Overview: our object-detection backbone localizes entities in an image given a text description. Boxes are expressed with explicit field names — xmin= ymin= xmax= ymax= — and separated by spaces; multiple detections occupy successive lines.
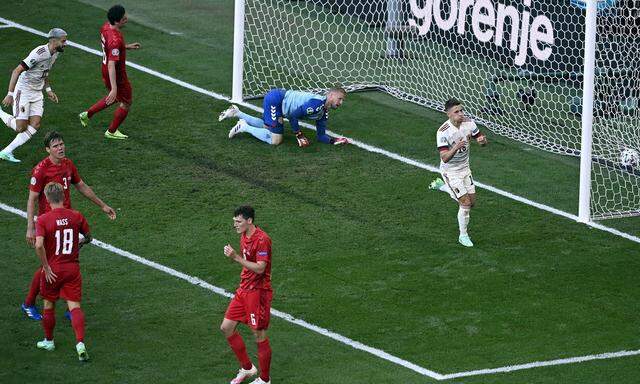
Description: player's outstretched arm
xmin=126 ymin=42 xmax=141 ymax=50
xmin=74 ymin=181 xmax=117 ymax=220
xmin=43 ymin=77 xmax=59 ymax=103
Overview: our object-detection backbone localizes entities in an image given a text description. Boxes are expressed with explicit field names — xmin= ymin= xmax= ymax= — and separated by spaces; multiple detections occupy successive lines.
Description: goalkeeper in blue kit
xmin=218 ymin=87 xmax=349 ymax=147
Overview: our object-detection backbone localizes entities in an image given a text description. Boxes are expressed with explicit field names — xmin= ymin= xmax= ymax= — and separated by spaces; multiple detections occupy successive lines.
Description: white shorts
xmin=13 ymin=88 xmax=43 ymax=121
xmin=442 ymin=168 xmax=475 ymax=200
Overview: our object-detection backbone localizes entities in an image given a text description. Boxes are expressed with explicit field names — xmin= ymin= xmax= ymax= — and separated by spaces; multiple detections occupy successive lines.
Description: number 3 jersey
xmin=436 ymin=119 xmax=480 ymax=172
xmin=36 ymin=207 xmax=89 ymax=265
xmin=30 ymin=157 xmax=82 ymax=216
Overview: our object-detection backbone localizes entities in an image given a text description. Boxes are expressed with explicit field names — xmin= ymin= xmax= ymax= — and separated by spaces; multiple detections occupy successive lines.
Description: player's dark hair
xmin=234 ymin=205 xmax=255 ymax=221
xmin=44 ymin=131 xmax=64 ymax=148
xmin=108 ymin=5 xmax=126 ymax=24
xmin=444 ymin=98 xmax=462 ymax=111
xmin=44 ymin=182 xmax=64 ymax=204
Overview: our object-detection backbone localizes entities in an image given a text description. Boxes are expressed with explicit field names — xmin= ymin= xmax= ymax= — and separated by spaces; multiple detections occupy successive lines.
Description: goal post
xmin=233 ymin=0 xmax=640 ymax=221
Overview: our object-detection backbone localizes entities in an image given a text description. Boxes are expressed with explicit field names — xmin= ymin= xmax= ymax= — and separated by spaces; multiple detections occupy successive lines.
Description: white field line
xmin=1 ymin=16 xmax=638 ymax=246
xmin=0 ymin=202 xmax=443 ymax=381
xmin=4 ymin=199 xmax=640 ymax=380
xmin=2 ymin=18 xmax=640 ymax=379
xmin=440 ymin=349 xmax=640 ymax=380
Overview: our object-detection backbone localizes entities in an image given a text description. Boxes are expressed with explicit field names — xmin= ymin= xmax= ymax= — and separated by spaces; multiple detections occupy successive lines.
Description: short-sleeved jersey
xmin=36 ymin=207 xmax=89 ymax=266
xmin=16 ymin=44 xmax=58 ymax=92
xmin=437 ymin=119 xmax=480 ymax=172
xmin=30 ymin=157 xmax=82 ymax=216
xmin=238 ymin=227 xmax=272 ymax=291
xmin=100 ymin=22 xmax=128 ymax=82
xmin=282 ymin=90 xmax=328 ymax=132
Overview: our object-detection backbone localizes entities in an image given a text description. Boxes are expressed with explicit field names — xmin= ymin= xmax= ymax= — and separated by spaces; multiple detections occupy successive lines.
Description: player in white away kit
xmin=0 ymin=28 xmax=67 ymax=163
xmin=429 ymin=98 xmax=487 ymax=247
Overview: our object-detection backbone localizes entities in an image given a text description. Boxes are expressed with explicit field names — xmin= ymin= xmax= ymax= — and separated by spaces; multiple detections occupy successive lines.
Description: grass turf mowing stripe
xmin=4 ymin=197 xmax=639 ymax=380
xmin=0 ymin=16 xmax=638 ymax=247
xmin=0 ymin=201 xmax=444 ymax=381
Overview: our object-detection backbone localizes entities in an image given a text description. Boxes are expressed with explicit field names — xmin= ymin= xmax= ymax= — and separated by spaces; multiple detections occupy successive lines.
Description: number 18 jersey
xmin=35 ymin=207 xmax=89 ymax=266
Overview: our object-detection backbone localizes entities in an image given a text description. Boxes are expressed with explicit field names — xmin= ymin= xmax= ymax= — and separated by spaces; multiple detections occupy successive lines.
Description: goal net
xmin=239 ymin=0 xmax=640 ymax=220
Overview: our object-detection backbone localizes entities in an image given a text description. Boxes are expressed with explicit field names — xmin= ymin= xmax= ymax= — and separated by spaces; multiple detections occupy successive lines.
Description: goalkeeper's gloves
xmin=295 ymin=131 xmax=310 ymax=147
xmin=331 ymin=137 xmax=350 ymax=145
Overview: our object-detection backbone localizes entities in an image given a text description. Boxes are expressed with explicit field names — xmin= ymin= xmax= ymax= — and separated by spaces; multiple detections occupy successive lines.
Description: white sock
xmin=458 ymin=206 xmax=470 ymax=236
xmin=2 ymin=126 xmax=37 ymax=154
xmin=0 ymin=108 xmax=17 ymax=131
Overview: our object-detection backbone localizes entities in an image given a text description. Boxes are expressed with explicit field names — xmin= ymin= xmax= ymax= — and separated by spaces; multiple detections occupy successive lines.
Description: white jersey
xmin=16 ymin=44 xmax=58 ymax=92
xmin=436 ymin=119 xmax=479 ymax=172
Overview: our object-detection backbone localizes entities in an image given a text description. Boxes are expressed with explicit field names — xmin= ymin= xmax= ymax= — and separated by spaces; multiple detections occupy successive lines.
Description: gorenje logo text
xmin=408 ymin=0 xmax=555 ymax=66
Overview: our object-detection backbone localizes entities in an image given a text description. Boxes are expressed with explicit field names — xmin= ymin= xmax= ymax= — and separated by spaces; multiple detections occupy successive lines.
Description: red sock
xmin=70 ymin=308 xmax=85 ymax=343
xmin=257 ymin=338 xmax=271 ymax=382
xmin=24 ymin=268 xmax=42 ymax=307
xmin=108 ymin=107 xmax=129 ymax=133
xmin=42 ymin=308 xmax=55 ymax=340
xmin=226 ymin=332 xmax=252 ymax=370
xmin=87 ymin=97 xmax=109 ymax=118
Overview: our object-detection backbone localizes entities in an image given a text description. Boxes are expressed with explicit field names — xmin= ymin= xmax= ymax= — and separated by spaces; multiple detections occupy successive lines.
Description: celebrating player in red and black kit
xmin=34 ymin=182 xmax=91 ymax=361
xmin=220 ymin=206 xmax=273 ymax=384
xmin=21 ymin=131 xmax=116 ymax=321
xmin=78 ymin=4 xmax=141 ymax=140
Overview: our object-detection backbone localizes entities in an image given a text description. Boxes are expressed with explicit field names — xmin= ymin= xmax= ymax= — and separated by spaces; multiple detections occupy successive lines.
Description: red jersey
xmin=100 ymin=22 xmax=127 ymax=83
xmin=30 ymin=157 xmax=82 ymax=216
xmin=239 ymin=227 xmax=272 ymax=291
xmin=35 ymin=207 xmax=90 ymax=266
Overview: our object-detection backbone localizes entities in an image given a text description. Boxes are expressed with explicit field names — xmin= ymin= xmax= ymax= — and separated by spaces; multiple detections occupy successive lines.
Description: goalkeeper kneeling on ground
xmin=219 ymin=87 xmax=349 ymax=147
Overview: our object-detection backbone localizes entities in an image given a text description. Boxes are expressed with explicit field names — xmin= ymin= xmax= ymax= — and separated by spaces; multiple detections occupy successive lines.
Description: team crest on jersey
xmin=112 ymin=48 xmax=120 ymax=56
xmin=30 ymin=177 xmax=37 ymax=186
xmin=30 ymin=58 xmax=36 ymax=64
xmin=21 ymin=106 xmax=25 ymax=113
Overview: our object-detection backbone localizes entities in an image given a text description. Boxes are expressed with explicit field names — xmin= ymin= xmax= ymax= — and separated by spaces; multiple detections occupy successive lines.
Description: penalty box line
xmin=0 ymin=16 xmax=638 ymax=249
xmin=3 ymin=199 xmax=639 ymax=380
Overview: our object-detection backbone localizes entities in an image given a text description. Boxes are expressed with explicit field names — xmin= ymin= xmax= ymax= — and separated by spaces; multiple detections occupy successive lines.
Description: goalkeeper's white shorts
xmin=442 ymin=168 xmax=476 ymax=200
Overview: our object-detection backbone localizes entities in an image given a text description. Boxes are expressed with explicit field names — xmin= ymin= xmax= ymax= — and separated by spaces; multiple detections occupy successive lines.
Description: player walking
xmin=21 ymin=131 xmax=116 ymax=321
xmin=220 ymin=206 xmax=273 ymax=384
xmin=429 ymin=98 xmax=487 ymax=247
xmin=34 ymin=182 xmax=92 ymax=361
xmin=78 ymin=4 xmax=141 ymax=139
xmin=219 ymin=88 xmax=349 ymax=147
xmin=0 ymin=28 xmax=67 ymax=163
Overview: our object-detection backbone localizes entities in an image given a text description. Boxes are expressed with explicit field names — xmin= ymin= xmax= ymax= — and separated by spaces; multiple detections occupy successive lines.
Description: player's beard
xmin=56 ymin=46 xmax=65 ymax=53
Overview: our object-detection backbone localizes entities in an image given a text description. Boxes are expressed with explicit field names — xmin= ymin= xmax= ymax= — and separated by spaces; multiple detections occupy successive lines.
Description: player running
xmin=428 ymin=98 xmax=487 ymax=247
xmin=21 ymin=131 xmax=115 ymax=321
xmin=218 ymin=87 xmax=349 ymax=147
xmin=78 ymin=4 xmax=141 ymax=140
xmin=0 ymin=28 xmax=67 ymax=163
xmin=34 ymin=182 xmax=92 ymax=361
xmin=220 ymin=206 xmax=273 ymax=384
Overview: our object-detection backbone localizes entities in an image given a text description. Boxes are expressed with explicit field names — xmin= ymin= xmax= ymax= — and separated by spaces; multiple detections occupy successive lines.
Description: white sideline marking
xmin=3 ymin=199 xmax=639 ymax=380
xmin=1 ymin=18 xmax=640 ymax=379
xmin=1 ymin=17 xmax=637 ymax=245
xmin=0 ymin=201 xmax=443 ymax=381
xmin=440 ymin=349 xmax=640 ymax=380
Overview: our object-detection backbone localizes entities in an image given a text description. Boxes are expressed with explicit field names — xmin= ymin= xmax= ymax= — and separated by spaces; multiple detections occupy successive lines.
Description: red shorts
xmin=225 ymin=289 xmax=273 ymax=330
xmin=39 ymin=263 xmax=82 ymax=302
xmin=102 ymin=71 xmax=132 ymax=105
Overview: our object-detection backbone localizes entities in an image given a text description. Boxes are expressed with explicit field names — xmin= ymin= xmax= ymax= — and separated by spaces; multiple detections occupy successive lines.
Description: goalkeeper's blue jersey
xmin=282 ymin=90 xmax=327 ymax=122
